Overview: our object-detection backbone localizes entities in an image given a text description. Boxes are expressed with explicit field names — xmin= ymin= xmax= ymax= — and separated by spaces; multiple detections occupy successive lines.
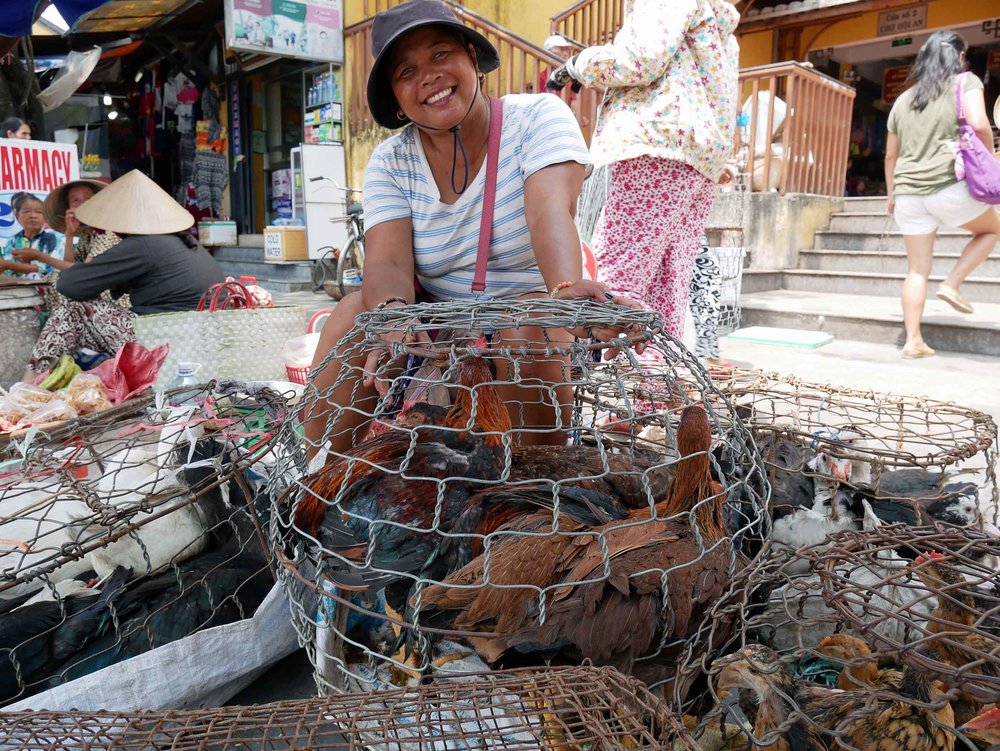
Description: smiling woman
xmin=303 ymin=0 xmax=648 ymax=459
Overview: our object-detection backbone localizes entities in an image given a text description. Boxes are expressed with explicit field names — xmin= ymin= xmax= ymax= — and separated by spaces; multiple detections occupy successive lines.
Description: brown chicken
xmin=816 ymin=634 xmax=903 ymax=691
xmin=912 ymin=553 xmax=1000 ymax=723
xmin=715 ymin=643 xmax=955 ymax=751
xmin=415 ymin=404 xmax=736 ymax=694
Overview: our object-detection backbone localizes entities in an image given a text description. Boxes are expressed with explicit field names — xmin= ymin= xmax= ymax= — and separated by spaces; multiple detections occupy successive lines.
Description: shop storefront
xmin=738 ymin=0 xmax=1000 ymax=196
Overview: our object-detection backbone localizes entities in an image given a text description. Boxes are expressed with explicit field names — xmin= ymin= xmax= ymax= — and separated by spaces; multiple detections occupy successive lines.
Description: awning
xmin=739 ymin=0 xmax=872 ymax=32
xmin=68 ymin=0 xmax=194 ymax=34
xmin=0 ymin=1 xmax=114 ymax=38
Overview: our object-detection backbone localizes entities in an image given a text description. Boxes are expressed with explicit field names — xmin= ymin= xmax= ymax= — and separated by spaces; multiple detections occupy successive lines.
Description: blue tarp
xmin=0 ymin=0 xmax=114 ymax=38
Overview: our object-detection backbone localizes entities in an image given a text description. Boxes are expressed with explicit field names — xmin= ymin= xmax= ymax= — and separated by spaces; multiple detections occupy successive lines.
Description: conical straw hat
xmin=74 ymin=169 xmax=194 ymax=235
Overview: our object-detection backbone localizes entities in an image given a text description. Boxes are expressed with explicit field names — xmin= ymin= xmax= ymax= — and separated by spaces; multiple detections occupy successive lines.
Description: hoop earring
xmin=397 ymin=108 xmax=408 ymax=122
xmin=478 ymin=71 xmax=485 ymax=84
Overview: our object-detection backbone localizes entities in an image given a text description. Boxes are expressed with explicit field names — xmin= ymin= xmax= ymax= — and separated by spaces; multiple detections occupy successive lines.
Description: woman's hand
xmin=65 ymin=209 xmax=80 ymax=235
xmin=362 ymin=303 xmax=433 ymax=396
xmin=11 ymin=247 xmax=40 ymax=262
xmin=552 ymin=279 xmax=648 ymax=359
xmin=886 ymin=194 xmax=895 ymax=216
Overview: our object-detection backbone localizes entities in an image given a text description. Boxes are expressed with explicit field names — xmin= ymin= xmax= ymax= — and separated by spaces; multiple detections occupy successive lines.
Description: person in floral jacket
xmin=550 ymin=0 xmax=739 ymax=340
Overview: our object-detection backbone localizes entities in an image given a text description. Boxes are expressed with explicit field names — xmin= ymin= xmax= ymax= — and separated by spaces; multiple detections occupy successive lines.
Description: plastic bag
xmin=91 ymin=340 xmax=170 ymax=404
xmin=19 ymin=398 xmax=78 ymax=427
xmin=6 ymin=382 xmax=56 ymax=410
xmin=60 ymin=373 xmax=113 ymax=415
xmin=280 ymin=333 xmax=320 ymax=369
xmin=0 ymin=396 xmax=28 ymax=431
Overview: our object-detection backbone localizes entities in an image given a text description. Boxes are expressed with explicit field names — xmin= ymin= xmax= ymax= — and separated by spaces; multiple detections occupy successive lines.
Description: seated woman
xmin=25 ymin=169 xmax=224 ymax=377
xmin=0 ymin=193 xmax=62 ymax=278
xmin=305 ymin=0 xmax=641 ymax=458
xmin=12 ymin=179 xmax=126 ymax=313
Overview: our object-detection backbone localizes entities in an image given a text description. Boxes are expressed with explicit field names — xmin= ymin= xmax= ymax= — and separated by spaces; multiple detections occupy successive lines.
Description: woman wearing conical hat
xmin=25 ymin=169 xmax=224 ymax=376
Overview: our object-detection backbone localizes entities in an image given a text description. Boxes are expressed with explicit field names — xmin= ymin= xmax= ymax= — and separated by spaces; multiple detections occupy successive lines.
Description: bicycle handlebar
xmin=309 ymin=175 xmax=361 ymax=194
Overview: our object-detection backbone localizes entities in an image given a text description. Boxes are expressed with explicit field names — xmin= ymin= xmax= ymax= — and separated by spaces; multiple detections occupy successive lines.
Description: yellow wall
xmin=737 ymin=30 xmax=773 ymax=68
xmin=797 ymin=0 xmax=1000 ymax=57
xmin=344 ymin=0 xmax=566 ymax=48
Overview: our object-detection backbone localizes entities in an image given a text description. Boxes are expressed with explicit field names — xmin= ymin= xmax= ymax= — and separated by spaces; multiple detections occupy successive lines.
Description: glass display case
xmin=303 ymin=63 xmax=343 ymax=144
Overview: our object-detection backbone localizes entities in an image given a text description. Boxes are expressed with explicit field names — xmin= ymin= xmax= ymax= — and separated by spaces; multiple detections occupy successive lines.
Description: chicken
xmin=715 ymin=643 xmax=955 ymax=751
xmin=416 ymin=405 xmax=736 ymax=696
xmin=815 ymin=634 xmax=903 ymax=691
xmin=959 ymin=706 xmax=1000 ymax=748
xmin=911 ymin=553 xmax=1000 ymax=722
xmin=0 ymin=568 xmax=129 ymax=705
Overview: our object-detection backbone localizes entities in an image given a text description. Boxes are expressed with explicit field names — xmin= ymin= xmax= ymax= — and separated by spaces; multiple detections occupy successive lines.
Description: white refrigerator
xmin=291 ymin=142 xmax=349 ymax=261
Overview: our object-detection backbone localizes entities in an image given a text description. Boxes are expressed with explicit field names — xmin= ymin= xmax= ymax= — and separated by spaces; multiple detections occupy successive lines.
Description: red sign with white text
xmin=0 ymin=138 xmax=79 ymax=241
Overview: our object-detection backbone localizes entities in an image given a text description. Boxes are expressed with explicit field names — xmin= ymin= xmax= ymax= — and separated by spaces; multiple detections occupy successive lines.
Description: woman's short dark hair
xmin=905 ymin=30 xmax=968 ymax=112
xmin=11 ymin=192 xmax=40 ymax=212
xmin=0 ymin=116 xmax=27 ymax=137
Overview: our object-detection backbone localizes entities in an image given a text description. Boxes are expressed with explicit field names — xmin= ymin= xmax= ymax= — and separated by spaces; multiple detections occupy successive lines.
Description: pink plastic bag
xmin=90 ymin=341 xmax=170 ymax=404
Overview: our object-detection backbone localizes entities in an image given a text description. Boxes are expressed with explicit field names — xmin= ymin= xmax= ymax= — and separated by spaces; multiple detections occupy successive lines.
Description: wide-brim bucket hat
xmin=75 ymin=169 xmax=194 ymax=235
xmin=367 ymin=0 xmax=500 ymax=130
xmin=42 ymin=178 xmax=107 ymax=233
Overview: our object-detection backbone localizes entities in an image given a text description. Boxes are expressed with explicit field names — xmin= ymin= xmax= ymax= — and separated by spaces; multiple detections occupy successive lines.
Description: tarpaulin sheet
xmin=0 ymin=1 xmax=114 ymax=38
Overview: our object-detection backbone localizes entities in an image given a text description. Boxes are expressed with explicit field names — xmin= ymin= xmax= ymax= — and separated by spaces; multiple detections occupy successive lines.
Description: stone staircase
xmin=211 ymin=238 xmax=314 ymax=294
xmin=739 ymin=196 xmax=1000 ymax=356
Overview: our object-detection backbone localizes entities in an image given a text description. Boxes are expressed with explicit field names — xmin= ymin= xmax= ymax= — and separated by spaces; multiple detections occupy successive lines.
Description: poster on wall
xmin=0 ymin=138 xmax=79 ymax=244
xmin=225 ymin=0 xmax=343 ymax=63
xmin=882 ymin=65 xmax=911 ymax=105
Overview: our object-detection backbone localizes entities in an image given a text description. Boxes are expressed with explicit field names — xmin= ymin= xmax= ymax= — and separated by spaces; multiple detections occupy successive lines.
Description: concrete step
xmin=813 ymin=230 xmax=973 ymax=253
xmin=738 ymin=289 xmax=1000 ymax=356
xmin=741 ymin=269 xmax=783 ymax=294
xmin=783 ymin=269 xmax=1000 ymax=303
xmin=211 ymin=245 xmax=316 ymax=293
xmin=841 ymin=196 xmax=889 ymax=213
xmin=827 ymin=212 xmax=972 ymax=233
xmin=800 ymin=250 xmax=1000 ymax=278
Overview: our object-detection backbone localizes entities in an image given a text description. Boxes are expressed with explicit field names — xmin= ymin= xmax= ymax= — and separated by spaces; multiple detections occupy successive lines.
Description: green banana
xmin=39 ymin=355 xmax=78 ymax=391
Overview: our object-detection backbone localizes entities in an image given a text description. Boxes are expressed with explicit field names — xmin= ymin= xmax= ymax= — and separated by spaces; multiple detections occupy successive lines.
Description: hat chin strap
xmin=407 ymin=83 xmax=485 ymax=195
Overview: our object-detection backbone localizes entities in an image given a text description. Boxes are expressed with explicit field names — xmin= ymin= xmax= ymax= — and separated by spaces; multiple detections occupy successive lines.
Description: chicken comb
xmin=962 ymin=706 xmax=1000 ymax=730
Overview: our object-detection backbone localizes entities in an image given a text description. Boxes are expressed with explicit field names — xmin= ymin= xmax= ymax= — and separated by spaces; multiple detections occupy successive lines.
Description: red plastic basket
xmin=286 ymin=364 xmax=311 ymax=385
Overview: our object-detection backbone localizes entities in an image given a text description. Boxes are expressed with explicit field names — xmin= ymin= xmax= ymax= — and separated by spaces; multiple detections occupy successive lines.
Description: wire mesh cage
xmin=0 ymin=665 xmax=693 ymax=750
xmin=820 ymin=525 xmax=1000 ymax=704
xmin=708 ymin=369 xmax=999 ymax=566
xmin=0 ymin=381 xmax=291 ymax=706
xmin=705 ymin=171 xmax=749 ymax=337
xmin=270 ymin=299 xmax=770 ymax=702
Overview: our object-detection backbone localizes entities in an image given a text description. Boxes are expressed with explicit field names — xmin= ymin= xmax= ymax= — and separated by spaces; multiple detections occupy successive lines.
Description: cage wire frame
xmin=269 ymin=299 xmax=771 ymax=701
xmin=712 ymin=368 xmax=999 ymax=517
xmin=0 ymin=381 xmax=292 ymax=706
xmin=0 ymin=665 xmax=697 ymax=751
xmin=705 ymin=170 xmax=749 ymax=337
xmin=819 ymin=524 xmax=1000 ymax=703
xmin=676 ymin=538 xmax=978 ymax=751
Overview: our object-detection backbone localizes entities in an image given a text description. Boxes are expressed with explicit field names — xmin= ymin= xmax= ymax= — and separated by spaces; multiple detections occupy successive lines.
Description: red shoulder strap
xmin=471 ymin=97 xmax=503 ymax=294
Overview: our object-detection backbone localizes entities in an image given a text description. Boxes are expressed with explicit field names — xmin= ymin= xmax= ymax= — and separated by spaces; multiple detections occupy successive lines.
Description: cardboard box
xmin=198 ymin=220 xmax=238 ymax=247
xmin=264 ymin=226 xmax=308 ymax=262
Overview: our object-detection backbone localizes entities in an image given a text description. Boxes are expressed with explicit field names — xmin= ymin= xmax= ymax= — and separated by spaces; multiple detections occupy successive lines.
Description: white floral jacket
xmin=568 ymin=0 xmax=740 ymax=181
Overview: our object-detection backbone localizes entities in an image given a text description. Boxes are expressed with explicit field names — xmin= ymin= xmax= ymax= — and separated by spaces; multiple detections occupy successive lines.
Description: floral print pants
xmin=593 ymin=156 xmax=716 ymax=340
xmin=29 ymin=300 xmax=136 ymax=370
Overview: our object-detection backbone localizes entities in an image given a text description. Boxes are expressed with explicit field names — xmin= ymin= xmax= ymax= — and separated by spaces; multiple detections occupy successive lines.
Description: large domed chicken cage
xmin=0 ymin=381 xmax=292 ymax=707
xmin=269 ymin=299 xmax=770 ymax=704
xmin=0 ymin=665 xmax=693 ymax=750
xmin=708 ymin=369 xmax=998 ymax=555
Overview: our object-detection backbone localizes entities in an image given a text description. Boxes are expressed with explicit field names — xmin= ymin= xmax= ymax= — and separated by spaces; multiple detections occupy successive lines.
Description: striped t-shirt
xmin=363 ymin=94 xmax=590 ymax=301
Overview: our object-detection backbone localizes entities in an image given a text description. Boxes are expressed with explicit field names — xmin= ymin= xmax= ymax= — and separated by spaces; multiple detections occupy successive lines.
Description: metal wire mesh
xmin=0 ymin=381 xmax=291 ymax=706
xmin=270 ymin=299 xmax=769 ymax=702
xmin=0 ymin=665 xmax=693 ymax=750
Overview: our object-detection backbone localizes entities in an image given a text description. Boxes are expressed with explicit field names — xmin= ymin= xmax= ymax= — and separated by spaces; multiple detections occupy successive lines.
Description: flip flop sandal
xmin=936 ymin=286 xmax=974 ymax=314
xmin=901 ymin=344 xmax=935 ymax=359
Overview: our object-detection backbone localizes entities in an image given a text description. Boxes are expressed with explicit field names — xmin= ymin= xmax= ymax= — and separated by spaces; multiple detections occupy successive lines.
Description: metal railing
xmin=345 ymin=2 xmax=591 ymax=137
xmin=550 ymin=0 xmax=623 ymax=48
xmin=737 ymin=62 xmax=855 ymax=196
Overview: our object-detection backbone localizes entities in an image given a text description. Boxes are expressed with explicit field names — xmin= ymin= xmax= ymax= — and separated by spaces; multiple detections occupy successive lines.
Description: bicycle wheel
xmin=311 ymin=248 xmax=338 ymax=292
xmin=328 ymin=236 xmax=365 ymax=300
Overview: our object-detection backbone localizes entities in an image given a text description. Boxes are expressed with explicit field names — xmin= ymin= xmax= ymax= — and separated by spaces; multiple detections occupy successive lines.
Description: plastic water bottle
xmin=168 ymin=362 xmax=203 ymax=406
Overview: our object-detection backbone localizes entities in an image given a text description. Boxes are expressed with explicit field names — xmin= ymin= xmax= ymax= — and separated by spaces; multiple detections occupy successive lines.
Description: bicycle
xmin=309 ymin=176 xmax=365 ymax=301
